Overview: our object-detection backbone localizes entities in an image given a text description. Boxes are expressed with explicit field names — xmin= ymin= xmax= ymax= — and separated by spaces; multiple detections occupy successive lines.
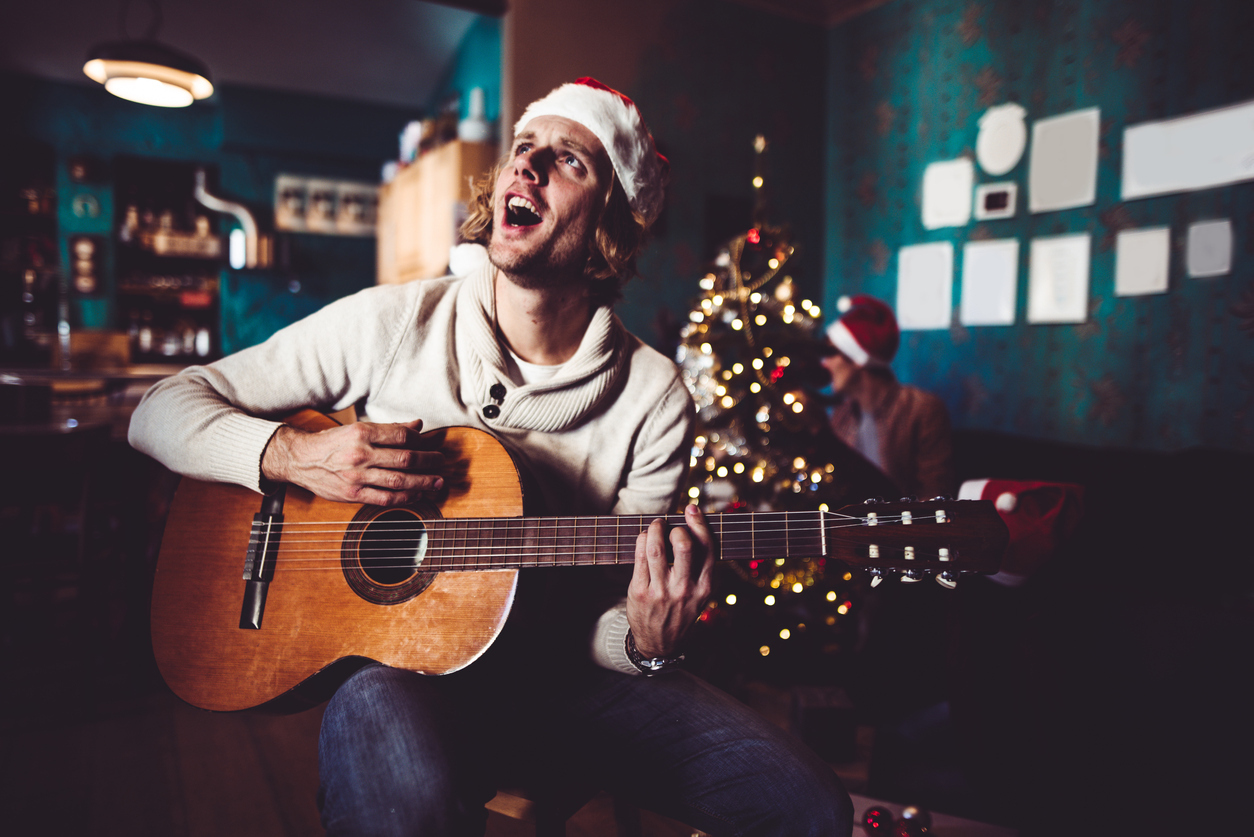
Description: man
xmin=823 ymin=295 xmax=955 ymax=500
xmin=131 ymin=78 xmax=850 ymax=836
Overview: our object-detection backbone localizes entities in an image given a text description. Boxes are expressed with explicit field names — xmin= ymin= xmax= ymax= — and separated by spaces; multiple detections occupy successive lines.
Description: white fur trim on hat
xmin=827 ymin=319 xmax=872 ymax=367
xmin=514 ymin=79 xmax=667 ymax=225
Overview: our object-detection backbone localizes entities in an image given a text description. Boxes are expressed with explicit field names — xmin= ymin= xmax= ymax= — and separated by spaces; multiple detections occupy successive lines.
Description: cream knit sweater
xmin=129 ymin=256 xmax=695 ymax=674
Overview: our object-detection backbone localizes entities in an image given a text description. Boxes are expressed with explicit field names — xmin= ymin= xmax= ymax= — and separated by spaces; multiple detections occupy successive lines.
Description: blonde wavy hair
xmin=459 ymin=162 xmax=653 ymax=306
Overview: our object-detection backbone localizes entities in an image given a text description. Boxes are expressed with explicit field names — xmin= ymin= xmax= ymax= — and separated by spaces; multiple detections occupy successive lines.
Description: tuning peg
xmin=900 ymin=568 xmax=924 ymax=583
xmin=929 ymin=495 xmax=953 ymax=502
xmin=868 ymin=568 xmax=885 ymax=588
xmin=935 ymin=571 xmax=958 ymax=589
xmin=863 ymin=497 xmax=884 ymax=505
xmin=899 ymin=496 xmax=917 ymax=503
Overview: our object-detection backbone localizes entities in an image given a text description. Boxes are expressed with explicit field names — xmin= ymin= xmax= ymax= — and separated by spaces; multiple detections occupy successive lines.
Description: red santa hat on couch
xmin=825 ymin=295 xmax=900 ymax=368
xmin=514 ymin=77 xmax=669 ymax=226
xmin=959 ymin=478 xmax=1085 ymax=586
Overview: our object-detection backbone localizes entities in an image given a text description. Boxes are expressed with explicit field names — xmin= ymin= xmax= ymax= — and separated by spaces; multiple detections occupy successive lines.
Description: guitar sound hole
xmin=358 ymin=510 xmax=426 ymax=585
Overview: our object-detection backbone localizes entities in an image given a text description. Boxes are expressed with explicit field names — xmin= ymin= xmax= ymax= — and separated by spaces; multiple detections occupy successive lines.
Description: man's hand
xmin=626 ymin=505 xmax=715 ymax=659
xmin=261 ymin=419 xmax=444 ymax=506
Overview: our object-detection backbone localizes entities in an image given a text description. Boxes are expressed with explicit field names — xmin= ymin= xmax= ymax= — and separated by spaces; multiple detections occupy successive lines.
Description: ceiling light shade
xmin=84 ymin=40 xmax=213 ymax=107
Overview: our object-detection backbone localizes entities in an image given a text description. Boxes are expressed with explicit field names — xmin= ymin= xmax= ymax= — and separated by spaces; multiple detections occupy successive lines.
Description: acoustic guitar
xmin=151 ymin=410 xmax=1008 ymax=712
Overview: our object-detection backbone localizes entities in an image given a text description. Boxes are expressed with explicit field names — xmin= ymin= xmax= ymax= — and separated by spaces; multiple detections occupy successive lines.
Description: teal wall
xmin=429 ymin=16 xmax=502 ymax=124
xmin=825 ymin=0 xmax=1254 ymax=453
xmin=1 ymin=72 xmax=418 ymax=354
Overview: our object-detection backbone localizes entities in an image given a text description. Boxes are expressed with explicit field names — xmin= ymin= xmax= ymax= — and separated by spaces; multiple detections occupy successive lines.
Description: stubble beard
xmin=487 ymin=227 xmax=590 ymax=292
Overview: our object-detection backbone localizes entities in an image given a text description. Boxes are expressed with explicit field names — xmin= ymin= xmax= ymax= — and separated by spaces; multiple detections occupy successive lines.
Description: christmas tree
xmin=676 ymin=137 xmax=896 ymax=686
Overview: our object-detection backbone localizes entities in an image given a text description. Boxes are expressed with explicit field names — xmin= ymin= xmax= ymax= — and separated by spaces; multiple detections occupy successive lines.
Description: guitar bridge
xmin=240 ymin=487 xmax=285 ymax=629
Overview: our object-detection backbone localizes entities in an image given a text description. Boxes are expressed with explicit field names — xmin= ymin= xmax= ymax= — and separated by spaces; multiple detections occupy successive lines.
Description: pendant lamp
xmin=83 ymin=1 xmax=213 ymax=107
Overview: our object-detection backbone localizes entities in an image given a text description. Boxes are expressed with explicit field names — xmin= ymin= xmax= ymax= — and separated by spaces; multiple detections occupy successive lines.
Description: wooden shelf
xmin=377 ymin=140 xmax=498 ymax=285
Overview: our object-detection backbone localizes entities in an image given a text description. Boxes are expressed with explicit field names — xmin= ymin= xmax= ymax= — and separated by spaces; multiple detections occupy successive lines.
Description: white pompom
xmin=995 ymin=491 xmax=1018 ymax=513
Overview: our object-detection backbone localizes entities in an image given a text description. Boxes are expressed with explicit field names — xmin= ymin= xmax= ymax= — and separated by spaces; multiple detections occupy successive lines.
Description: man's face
xmin=488 ymin=115 xmax=611 ymax=289
xmin=821 ymin=349 xmax=859 ymax=394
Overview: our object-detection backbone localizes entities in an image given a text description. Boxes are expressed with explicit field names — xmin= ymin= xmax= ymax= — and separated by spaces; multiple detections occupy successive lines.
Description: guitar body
xmin=151 ymin=413 xmax=525 ymax=712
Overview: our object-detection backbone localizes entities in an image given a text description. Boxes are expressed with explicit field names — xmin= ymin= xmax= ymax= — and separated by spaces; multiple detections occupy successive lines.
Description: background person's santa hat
xmin=514 ymin=78 xmax=669 ymax=227
xmin=825 ymin=295 xmax=900 ymax=367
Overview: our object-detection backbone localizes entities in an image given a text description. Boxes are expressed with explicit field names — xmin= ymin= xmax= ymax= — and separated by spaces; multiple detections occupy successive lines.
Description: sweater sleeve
xmin=127 ymin=284 xmax=416 ymax=492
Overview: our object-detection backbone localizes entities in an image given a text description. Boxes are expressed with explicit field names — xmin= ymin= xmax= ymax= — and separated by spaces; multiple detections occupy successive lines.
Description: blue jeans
xmin=318 ymin=661 xmax=852 ymax=836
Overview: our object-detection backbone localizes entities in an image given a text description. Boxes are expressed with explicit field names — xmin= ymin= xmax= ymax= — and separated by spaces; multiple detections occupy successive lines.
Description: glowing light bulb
xmin=792 ymin=583 xmax=803 ymax=593
xmin=792 ymin=402 xmax=804 ymax=413
xmin=750 ymin=382 xmax=761 ymax=393
xmin=755 ymin=314 xmax=767 ymax=325
xmin=764 ymin=595 xmax=776 ymax=606
xmin=826 ymin=591 xmax=837 ymax=602
xmin=732 ymin=363 xmax=744 ymax=374
xmin=837 ymin=603 xmax=850 ymax=615
xmin=725 ymin=594 xmax=737 ymax=605
xmin=759 ymin=645 xmax=771 ymax=656
xmin=688 ymin=486 xmax=700 ymax=498
xmin=779 ymin=628 xmax=791 ymax=639
xmin=732 ymin=319 xmax=743 ymax=330
xmin=753 ymin=176 xmax=764 ymax=188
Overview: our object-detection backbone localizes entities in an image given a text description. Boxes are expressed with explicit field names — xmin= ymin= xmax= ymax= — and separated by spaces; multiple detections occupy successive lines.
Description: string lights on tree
xmin=676 ymin=136 xmax=896 ymax=683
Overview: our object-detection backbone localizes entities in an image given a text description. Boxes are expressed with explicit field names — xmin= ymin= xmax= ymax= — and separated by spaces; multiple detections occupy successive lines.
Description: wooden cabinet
xmin=376 ymin=141 xmax=498 ymax=284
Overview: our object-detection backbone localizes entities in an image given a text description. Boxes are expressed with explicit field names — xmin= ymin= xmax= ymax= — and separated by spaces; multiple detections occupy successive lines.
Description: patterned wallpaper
xmin=824 ymin=0 xmax=1254 ymax=452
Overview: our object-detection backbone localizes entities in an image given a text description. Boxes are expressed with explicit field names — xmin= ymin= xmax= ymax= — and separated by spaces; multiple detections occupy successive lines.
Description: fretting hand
xmin=626 ymin=505 xmax=715 ymax=659
xmin=261 ymin=419 xmax=444 ymax=506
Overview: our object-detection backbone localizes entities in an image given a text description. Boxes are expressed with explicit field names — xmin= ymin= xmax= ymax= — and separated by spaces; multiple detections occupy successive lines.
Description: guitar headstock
xmin=826 ymin=498 xmax=1008 ymax=587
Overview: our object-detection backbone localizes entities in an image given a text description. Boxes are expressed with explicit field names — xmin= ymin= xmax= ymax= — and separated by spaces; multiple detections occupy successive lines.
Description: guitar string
xmin=234 ymin=518 xmax=959 ymax=571
xmin=226 ymin=515 xmax=929 ymax=552
xmin=228 ymin=514 xmax=948 ymax=567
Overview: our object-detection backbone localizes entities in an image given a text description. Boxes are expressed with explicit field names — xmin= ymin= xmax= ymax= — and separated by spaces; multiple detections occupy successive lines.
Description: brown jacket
xmin=829 ymin=382 xmax=955 ymax=499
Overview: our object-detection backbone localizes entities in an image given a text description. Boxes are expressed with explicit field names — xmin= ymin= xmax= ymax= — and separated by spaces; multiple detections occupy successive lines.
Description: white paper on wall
xmin=1186 ymin=219 xmax=1233 ymax=278
xmin=1027 ymin=233 xmax=1091 ymax=323
xmin=1114 ymin=227 xmax=1170 ymax=296
xmin=922 ymin=158 xmax=974 ymax=230
xmin=976 ymin=103 xmax=1028 ymax=176
xmin=960 ymin=238 xmax=1019 ymax=325
xmin=1123 ymin=100 xmax=1254 ymax=200
xmin=1028 ymin=107 xmax=1100 ymax=213
xmin=897 ymin=242 xmax=954 ymax=330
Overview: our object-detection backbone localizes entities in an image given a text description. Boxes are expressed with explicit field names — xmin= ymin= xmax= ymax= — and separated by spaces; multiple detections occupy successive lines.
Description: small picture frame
xmin=974 ymin=182 xmax=1018 ymax=221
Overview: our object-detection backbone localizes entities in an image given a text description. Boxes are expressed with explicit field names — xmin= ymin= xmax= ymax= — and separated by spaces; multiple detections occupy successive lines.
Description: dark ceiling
xmin=0 ymin=0 xmax=889 ymax=110
xmin=0 ymin=0 xmax=502 ymax=109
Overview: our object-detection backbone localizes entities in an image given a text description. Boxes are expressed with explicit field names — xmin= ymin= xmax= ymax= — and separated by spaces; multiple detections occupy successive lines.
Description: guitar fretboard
xmin=413 ymin=510 xmax=828 ymax=570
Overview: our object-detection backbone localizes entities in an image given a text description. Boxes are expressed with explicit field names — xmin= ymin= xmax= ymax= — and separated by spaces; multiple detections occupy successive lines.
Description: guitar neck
xmin=418 ymin=510 xmax=823 ymax=571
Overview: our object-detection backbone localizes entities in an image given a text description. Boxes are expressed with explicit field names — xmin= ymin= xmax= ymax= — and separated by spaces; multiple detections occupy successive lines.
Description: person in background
xmin=130 ymin=78 xmax=851 ymax=837
xmin=822 ymin=295 xmax=955 ymax=500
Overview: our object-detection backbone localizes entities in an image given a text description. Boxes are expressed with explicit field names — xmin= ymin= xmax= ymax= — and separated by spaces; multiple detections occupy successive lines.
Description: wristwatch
xmin=625 ymin=629 xmax=685 ymax=676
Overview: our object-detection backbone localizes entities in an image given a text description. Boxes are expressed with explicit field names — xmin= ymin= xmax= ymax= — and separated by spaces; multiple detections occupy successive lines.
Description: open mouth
xmin=505 ymin=195 xmax=542 ymax=227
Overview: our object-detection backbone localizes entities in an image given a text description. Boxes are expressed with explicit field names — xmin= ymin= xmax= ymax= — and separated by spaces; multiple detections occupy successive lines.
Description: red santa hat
xmin=825 ymin=295 xmax=900 ymax=367
xmin=514 ymin=78 xmax=668 ymax=226
xmin=959 ymin=478 xmax=1085 ymax=585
